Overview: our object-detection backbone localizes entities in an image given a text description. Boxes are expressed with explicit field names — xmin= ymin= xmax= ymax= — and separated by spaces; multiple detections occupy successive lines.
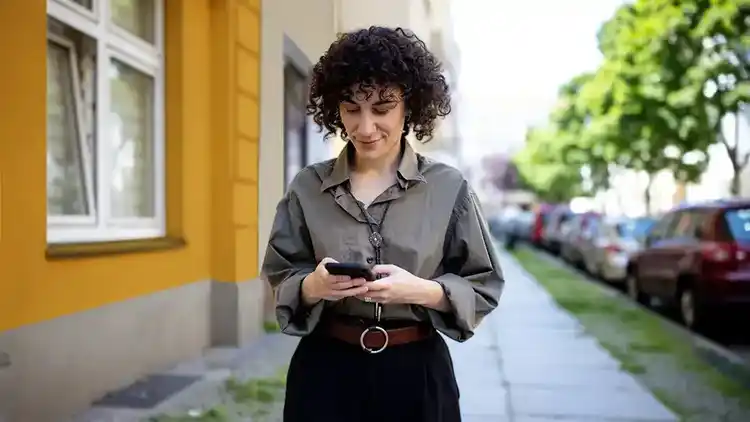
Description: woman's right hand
xmin=301 ymin=258 xmax=369 ymax=305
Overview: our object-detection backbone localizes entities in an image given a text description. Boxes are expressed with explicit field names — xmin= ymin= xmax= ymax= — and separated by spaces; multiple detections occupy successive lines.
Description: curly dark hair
xmin=307 ymin=26 xmax=451 ymax=142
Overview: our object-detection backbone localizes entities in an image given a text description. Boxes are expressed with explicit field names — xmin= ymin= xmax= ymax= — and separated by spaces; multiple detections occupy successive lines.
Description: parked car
xmin=560 ymin=212 xmax=603 ymax=267
xmin=542 ymin=206 xmax=573 ymax=254
xmin=626 ymin=199 xmax=750 ymax=330
xmin=505 ymin=210 xmax=535 ymax=244
xmin=529 ymin=203 xmax=556 ymax=247
xmin=487 ymin=207 xmax=519 ymax=240
xmin=580 ymin=216 xmax=655 ymax=284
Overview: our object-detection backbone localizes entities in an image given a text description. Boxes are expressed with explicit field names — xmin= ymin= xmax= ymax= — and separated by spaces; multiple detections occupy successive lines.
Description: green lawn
xmin=511 ymin=247 xmax=750 ymax=421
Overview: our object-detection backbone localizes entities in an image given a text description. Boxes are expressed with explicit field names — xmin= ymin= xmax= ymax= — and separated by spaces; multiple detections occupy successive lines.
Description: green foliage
xmin=515 ymin=0 xmax=749 ymax=198
xmin=513 ymin=126 xmax=584 ymax=203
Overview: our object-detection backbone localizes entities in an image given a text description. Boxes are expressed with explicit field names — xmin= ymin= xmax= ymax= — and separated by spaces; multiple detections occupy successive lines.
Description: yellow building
xmin=0 ymin=0 xmax=263 ymax=420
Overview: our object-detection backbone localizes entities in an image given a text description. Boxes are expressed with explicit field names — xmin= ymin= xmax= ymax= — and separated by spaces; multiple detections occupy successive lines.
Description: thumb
xmin=372 ymin=264 xmax=398 ymax=275
xmin=320 ymin=257 xmax=338 ymax=265
xmin=318 ymin=257 xmax=338 ymax=273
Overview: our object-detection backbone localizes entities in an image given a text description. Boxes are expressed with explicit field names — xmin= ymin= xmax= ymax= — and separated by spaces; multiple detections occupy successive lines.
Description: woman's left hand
xmin=356 ymin=264 xmax=436 ymax=305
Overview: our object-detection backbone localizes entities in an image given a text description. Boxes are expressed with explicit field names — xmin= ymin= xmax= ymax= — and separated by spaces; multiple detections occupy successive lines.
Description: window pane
xmin=283 ymin=64 xmax=308 ymax=188
xmin=70 ymin=0 xmax=93 ymax=10
xmin=110 ymin=0 xmax=155 ymax=43
xmin=46 ymin=41 xmax=91 ymax=217
xmin=109 ymin=59 xmax=155 ymax=218
xmin=724 ymin=209 xmax=750 ymax=241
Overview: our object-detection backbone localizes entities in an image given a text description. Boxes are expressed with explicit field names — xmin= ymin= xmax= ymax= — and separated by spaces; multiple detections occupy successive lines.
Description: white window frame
xmin=46 ymin=0 xmax=166 ymax=244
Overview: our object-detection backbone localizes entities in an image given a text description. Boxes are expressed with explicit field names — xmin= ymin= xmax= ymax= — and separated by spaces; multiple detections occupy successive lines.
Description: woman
xmin=262 ymin=26 xmax=504 ymax=422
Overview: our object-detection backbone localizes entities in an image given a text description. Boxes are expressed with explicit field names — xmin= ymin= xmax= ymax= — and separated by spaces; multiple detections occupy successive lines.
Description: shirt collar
xmin=320 ymin=139 xmax=426 ymax=192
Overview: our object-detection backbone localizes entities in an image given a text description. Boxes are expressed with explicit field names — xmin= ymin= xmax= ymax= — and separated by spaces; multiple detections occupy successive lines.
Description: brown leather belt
xmin=325 ymin=320 xmax=433 ymax=353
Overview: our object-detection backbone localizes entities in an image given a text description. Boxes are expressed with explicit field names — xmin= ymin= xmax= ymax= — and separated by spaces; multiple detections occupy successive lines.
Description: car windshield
xmin=724 ymin=208 xmax=750 ymax=241
xmin=616 ymin=218 xmax=655 ymax=239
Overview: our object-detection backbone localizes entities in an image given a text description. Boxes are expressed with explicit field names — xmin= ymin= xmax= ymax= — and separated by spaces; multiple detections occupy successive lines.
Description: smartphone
xmin=324 ymin=262 xmax=375 ymax=281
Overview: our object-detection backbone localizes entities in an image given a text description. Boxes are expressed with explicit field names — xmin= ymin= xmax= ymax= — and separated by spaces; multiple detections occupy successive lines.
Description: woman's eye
xmin=373 ymin=108 xmax=390 ymax=115
xmin=343 ymin=108 xmax=359 ymax=114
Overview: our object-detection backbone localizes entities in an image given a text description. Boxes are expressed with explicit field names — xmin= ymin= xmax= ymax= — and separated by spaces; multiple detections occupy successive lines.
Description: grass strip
xmin=150 ymin=367 xmax=287 ymax=422
xmin=511 ymin=247 xmax=750 ymax=420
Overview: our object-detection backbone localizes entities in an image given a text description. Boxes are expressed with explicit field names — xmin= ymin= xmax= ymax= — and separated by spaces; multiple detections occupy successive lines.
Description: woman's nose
xmin=357 ymin=112 xmax=377 ymax=137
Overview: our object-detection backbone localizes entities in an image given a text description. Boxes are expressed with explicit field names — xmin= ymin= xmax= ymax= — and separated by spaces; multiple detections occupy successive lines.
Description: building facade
xmin=0 ymin=0 xmax=454 ymax=420
xmin=0 ymin=0 xmax=266 ymax=420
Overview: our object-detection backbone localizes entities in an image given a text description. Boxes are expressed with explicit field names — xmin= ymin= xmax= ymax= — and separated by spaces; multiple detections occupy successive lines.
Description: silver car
xmin=580 ymin=217 xmax=656 ymax=284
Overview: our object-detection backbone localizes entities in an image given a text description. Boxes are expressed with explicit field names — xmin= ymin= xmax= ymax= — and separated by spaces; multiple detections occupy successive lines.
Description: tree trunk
xmin=644 ymin=172 xmax=653 ymax=216
xmin=730 ymin=170 xmax=741 ymax=197
xmin=722 ymin=115 xmax=744 ymax=197
xmin=730 ymin=116 xmax=742 ymax=196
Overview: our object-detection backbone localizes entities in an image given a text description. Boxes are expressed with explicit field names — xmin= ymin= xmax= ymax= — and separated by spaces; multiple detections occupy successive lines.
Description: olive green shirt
xmin=261 ymin=142 xmax=504 ymax=342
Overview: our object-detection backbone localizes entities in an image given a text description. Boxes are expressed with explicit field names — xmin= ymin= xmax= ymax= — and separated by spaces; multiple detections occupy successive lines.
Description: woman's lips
xmin=358 ymin=138 xmax=382 ymax=145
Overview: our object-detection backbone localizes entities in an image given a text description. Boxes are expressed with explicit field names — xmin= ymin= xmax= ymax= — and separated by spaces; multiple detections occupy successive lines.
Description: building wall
xmin=0 ymin=0 xmax=262 ymax=420
xmin=257 ymin=0 xmax=336 ymax=317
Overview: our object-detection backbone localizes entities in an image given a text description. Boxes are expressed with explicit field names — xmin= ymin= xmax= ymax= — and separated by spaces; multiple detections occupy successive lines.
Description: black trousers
xmin=283 ymin=326 xmax=462 ymax=422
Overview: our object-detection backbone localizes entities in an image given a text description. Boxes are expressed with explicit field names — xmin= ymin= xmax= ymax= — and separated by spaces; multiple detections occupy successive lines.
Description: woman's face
xmin=339 ymin=85 xmax=406 ymax=163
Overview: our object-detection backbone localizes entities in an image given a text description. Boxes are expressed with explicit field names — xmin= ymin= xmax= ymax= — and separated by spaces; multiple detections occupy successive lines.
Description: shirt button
xmin=366 ymin=257 xmax=375 ymax=264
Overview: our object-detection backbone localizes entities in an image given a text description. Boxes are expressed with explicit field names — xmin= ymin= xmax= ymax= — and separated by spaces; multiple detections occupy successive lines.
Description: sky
xmin=451 ymin=0 xmax=626 ymax=162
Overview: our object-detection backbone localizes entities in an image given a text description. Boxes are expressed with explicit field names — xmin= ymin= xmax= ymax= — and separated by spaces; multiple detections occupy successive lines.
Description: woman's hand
xmin=301 ymin=258 xmax=369 ymax=305
xmin=356 ymin=264 xmax=449 ymax=311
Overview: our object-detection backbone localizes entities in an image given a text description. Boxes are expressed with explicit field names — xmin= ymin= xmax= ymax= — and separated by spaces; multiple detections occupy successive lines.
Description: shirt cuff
xmin=426 ymin=274 xmax=477 ymax=342
xmin=274 ymin=270 xmax=325 ymax=336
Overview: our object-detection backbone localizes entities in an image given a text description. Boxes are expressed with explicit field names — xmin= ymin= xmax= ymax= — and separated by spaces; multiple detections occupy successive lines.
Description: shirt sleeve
xmin=260 ymin=187 xmax=324 ymax=337
xmin=428 ymin=181 xmax=505 ymax=342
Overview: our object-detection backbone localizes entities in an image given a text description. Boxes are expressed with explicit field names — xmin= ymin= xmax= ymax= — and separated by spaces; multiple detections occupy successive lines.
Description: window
xmin=283 ymin=63 xmax=308 ymax=188
xmin=723 ymin=208 xmax=750 ymax=241
xmin=648 ymin=213 xmax=677 ymax=241
xmin=46 ymin=0 xmax=164 ymax=243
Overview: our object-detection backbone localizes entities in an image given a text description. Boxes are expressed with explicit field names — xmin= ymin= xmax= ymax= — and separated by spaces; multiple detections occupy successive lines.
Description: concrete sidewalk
xmin=73 ymin=250 xmax=678 ymax=422
xmin=448 ymin=250 xmax=677 ymax=421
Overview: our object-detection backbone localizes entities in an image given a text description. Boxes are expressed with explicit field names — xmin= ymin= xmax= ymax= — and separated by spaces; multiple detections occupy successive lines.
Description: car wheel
xmin=626 ymin=273 xmax=647 ymax=305
xmin=679 ymin=287 xmax=696 ymax=329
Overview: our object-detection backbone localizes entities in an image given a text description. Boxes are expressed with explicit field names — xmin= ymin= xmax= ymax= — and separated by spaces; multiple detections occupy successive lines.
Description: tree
xmin=550 ymin=72 xmax=613 ymax=194
xmin=574 ymin=2 xmax=715 ymax=212
xmin=683 ymin=0 xmax=750 ymax=194
xmin=481 ymin=154 xmax=525 ymax=192
xmin=513 ymin=126 xmax=584 ymax=203
xmin=626 ymin=0 xmax=749 ymax=194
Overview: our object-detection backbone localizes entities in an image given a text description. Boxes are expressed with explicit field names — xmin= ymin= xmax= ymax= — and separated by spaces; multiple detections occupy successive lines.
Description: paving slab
xmin=512 ymin=386 xmax=677 ymax=421
xmin=499 ymin=336 xmax=623 ymax=368
xmin=445 ymin=249 xmax=678 ymax=421
xmin=502 ymin=362 xmax=646 ymax=390
xmin=458 ymin=387 xmax=509 ymax=418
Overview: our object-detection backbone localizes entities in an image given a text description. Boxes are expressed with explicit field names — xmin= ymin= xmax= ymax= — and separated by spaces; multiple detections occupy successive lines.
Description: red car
xmin=626 ymin=199 xmax=750 ymax=331
xmin=530 ymin=203 xmax=555 ymax=246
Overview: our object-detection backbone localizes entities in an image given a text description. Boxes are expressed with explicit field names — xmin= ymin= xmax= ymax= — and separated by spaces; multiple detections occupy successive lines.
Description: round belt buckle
xmin=359 ymin=325 xmax=389 ymax=354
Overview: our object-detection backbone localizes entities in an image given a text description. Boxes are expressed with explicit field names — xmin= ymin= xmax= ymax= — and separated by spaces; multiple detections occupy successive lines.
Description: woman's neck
xmin=352 ymin=141 xmax=402 ymax=177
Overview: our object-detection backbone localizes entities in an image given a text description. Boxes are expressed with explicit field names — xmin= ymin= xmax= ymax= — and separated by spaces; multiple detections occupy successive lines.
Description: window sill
xmin=46 ymin=236 xmax=186 ymax=260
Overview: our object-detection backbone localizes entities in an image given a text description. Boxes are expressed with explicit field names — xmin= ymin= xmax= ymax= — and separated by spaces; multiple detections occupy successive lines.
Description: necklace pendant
xmin=369 ymin=232 xmax=383 ymax=248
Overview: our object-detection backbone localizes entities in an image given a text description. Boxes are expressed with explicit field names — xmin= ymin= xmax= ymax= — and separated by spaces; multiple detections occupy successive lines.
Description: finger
xmin=349 ymin=277 xmax=367 ymax=286
xmin=331 ymin=285 xmax=369 ymax=298
xmin=362 ymin=280 xmax=391 ymax=291
xmin=318 ymin=257 xmax=338 ymax=274
xmin=330 ymin=275 xmax=351 ymax=283
xmin=320 ymin=257 xmax=338 ymax=265
xmin=372 ymin=264 xmax=398 ymax=275
xmin=361 ymin=291 xmax=389 ymax=303
xmin=330 ymin=278 xmax=364 ymax=290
